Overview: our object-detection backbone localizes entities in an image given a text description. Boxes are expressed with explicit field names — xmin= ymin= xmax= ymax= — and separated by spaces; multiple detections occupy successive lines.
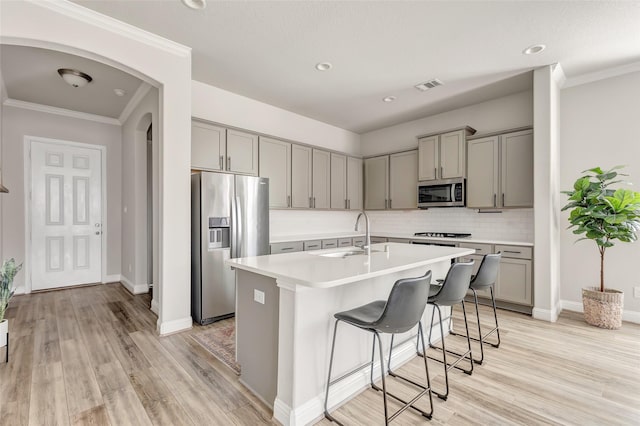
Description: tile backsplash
xmin=270 ymin=208 xmax=533 ymax=242
xmin=367 ymin=208 xmax=534 ymax=242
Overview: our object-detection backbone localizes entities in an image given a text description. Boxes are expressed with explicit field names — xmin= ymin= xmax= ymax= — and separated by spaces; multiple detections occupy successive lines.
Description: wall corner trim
xmin=120 ymin=275 xmax=149 ymax=295
xmin=158 ymin=316 xmax=193 ymax=336
xmin=118 ymin=82 xmax=153 ymax=124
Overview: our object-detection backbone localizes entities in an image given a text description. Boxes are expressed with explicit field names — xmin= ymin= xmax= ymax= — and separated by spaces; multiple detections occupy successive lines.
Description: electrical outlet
xmin=254 ymin=289 xmax=265 ymax=304
xmin=634 ymin=286 xmax=640 ymax=299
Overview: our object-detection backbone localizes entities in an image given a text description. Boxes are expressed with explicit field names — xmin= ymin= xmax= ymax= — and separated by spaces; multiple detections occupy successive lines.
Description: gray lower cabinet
xmin=322 ymin=239 xmax=338 ymax=249
xmin=270 ymin=241 xmax=303 ymax=254
xmin=387 ymin=238 xmax=411 ymax=243
xmin=338 ymin=238 xmax=352 ymax=247
xmin=352 ymin=236 xmax=365 ymax=246
xmin=458 ymin=242 xmax=533 ymax=310
xmin=303 ymin=240 xmax=322 ymax=251
xmin=370 ymin=236 xmax=388 ymax=244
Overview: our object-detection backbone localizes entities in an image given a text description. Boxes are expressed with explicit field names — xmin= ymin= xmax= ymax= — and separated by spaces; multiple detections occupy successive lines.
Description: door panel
xmin=389 ymin=150 xmax=418 ymax=209
xmin=364 ymin=156 xmax=389 ymax=209
xmin=330 ymin=153 xmax=347 ymax=209
xmin=418 ymin=136 xmax=438 ymax=181
xmin=31 ymin=140 xmax=102 ymax=290
xmin=502 ymin=130 xmax=534 ymax=207
xmin=227 ymin=129 xmax=258 ymax=175
xmin=259 ymin=137 xmax=291 ymax=208
xmin=312 ymin=149 xmax=331 ymax=209
xmin=192 ymin=121 xmax=226 ymax=171
xmin=291 ymin=144 xmax=312 ymax=208
xmin=347 ymin=157 xmax=363 ymax=210
xmin=440 ymin=130 xmax=465 ymax=179
xmin=467 ymin=136 xmax=499 ymax=208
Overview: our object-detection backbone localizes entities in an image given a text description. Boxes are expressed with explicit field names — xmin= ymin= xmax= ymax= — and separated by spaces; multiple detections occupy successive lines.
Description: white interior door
xmin=30 ymin=140 xmax=102 ymax=290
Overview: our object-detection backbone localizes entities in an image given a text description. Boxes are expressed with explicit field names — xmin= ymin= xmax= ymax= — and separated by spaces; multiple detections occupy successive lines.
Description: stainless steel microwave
xmin=417 ymin=178 xmax=465 ymax=208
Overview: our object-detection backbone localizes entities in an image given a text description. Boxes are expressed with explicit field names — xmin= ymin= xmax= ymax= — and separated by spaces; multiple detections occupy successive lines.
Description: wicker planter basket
xmin=582 ymin=288 xmax=624 ymax=329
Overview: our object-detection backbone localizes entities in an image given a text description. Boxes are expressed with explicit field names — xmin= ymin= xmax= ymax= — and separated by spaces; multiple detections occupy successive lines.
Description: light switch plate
xmin=254 ymin=289 xmax=265 ymax=304
xmin=634 ymin=287 xmax=640 ymax=299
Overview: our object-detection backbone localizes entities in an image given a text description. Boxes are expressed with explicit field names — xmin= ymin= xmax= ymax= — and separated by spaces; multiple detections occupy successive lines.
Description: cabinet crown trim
xmin=416 ymin=125 xmax=476 ymax=140
xmin=466 ymin=126 xmax=533 ymax=141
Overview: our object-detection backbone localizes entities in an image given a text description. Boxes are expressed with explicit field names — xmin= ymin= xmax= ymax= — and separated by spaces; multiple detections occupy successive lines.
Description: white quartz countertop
xmin=270 ymin=232 xmax=365 ymax=244
xmin=226 ymin=243 xmax=474 ymax=288
xmin=372 ymin=232 xmax=534 ymax=247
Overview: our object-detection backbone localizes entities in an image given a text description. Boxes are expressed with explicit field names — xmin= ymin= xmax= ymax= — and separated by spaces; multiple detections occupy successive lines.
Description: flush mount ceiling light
xmin=182 ymin=0 xmax=207 ymax=10
xmin=382 ymin=96 xmax=396 ymax=103
xmin=114 ymin=88 xmax=126 ymax=97
xmin=522 ymin=44 xmax=546 ymax=55
xmin=57 ymin=68 xmax=93 ymax=88
xmin=315 ymin=62 xmax=332 ymax=71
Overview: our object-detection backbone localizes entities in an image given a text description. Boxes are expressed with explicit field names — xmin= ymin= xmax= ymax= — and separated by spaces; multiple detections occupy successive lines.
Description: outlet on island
xmin=254 ymin=289 xmax=265 ymax=304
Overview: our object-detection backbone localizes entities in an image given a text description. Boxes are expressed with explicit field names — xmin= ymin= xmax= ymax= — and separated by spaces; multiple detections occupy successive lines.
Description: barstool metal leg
xmin=324 ymin=320 xmax=342 ymax=424
xmin=489 ymin=286 xmax=501 ymax=348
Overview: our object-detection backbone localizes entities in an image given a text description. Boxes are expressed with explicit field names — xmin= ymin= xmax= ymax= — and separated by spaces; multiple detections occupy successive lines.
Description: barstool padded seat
xmin=334 ymin=300 xmax=386 ymax=328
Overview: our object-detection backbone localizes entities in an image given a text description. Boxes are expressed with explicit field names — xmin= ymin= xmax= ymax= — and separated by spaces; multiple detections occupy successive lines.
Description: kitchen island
xmin=226 ymin=242 xmax=474 ymax=426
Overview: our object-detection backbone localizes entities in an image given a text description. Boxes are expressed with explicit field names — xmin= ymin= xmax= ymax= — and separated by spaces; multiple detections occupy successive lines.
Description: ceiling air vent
xmin=415 ymin=79 xmax=444 ymax=91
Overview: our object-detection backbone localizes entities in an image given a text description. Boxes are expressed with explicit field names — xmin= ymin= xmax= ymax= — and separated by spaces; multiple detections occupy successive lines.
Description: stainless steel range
xmin=413 ymin=232 xmax=472 ymax=238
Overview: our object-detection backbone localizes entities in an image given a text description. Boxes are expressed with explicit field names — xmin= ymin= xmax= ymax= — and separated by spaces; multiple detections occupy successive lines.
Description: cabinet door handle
xmin=434 ymin=167 xmax=437 ymax=178
xmin=227 ymin=156 xmax=231 ymax=170
xmin=389 ymin=199 xmax=392 ymax=209
xmin=384 ymin=199 xmax=388 ymax=209
xmin=493 ymin=194 xmax=497 ymax=207
xmin=503 ymin=250 xmax=521 ymax=254
xmin=309 ymin=197 xmax=313 ymax=208
xmin=502 ymin=193 xmax=505 ymax=206
xmin=281 ymin=247 xmax=293 ymax=251
xmin=313 ymin=197 xmax=316 ymax=208
xmin=287 ymin=195 xmax=291 ymax=207
xmin=219 ymin=155 xmax=223 ymax=170
xmin=348 ymin=199 xmax=351 ymax=209
xmin=440 ymin=166 xmax=444 ymax=178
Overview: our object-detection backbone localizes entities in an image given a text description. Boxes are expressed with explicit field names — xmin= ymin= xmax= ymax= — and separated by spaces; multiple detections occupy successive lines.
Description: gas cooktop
xmin=414 ymin=232 xmax=472 ymax=238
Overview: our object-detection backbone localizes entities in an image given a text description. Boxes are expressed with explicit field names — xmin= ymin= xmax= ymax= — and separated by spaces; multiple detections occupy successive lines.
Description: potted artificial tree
xmin=562 ymin=166 xmax=640 ymax=329
xmin=1 ymin=258 xmax=22 ymax=351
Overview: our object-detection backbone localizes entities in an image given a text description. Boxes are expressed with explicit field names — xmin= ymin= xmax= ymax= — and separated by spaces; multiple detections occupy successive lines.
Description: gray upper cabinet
xmin=467 ymin=128 xmax=533 ymax=209
xmin=418 ymin=128 xmax=474 ymax=181
xmin=467 ymin=135 xmax=500 ymax=208
xmin=226 ymin=129 xmax=259 ymax=175
xmin=191 ymin=121 xmax=258 ymax=175
xmin=312 ymin=149 xmax=331 ymax=209
xmin=501 ymin=130 xmax=534 ymax=207
xmin=389 ymin=150 xmax=418 ymax=209
xmin=364 ymin=156 xmax=389 ymax=210
xmin=346 ymin=157 xmax=363 ymax=210
xmin=291 ymin=144 xmax=312 ymax=208
xmin=191 ymin=121 xmax=226 ymax=171
xmin=417 ymin=135 xmax=438 ymax=181
xmin=259 ymin=137 xmax=291 ymax=208
xmin=330 ymin=153 xmax=347 ymax=209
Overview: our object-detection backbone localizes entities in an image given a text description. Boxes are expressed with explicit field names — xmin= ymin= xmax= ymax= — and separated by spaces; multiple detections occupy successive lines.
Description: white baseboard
xmin=120 ymin=276 xmax=149 ymax=295
xmin=103 ymin=274 xmax=121 ymax=284
xmin=561 ymin=299 xmax=640 ymax=324
xmin=273 ymin=332 xmax=441 ymax=426
xmin=158 ymin=316 xmax=192 ymax=336
xmin=532 ymin=303 xmax=561 ymax=322
xmin=150 ymin=298 xmax=159 ymax=315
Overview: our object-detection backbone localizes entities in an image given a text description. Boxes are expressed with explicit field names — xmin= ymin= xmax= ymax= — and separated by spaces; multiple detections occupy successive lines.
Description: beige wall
xmin=560 ymin=71 xmax=640 ymax=316
xmin=0 ymin=106 xmax=122 ymax=291
xmin=360 ymin=90 xmax=533 ymax=156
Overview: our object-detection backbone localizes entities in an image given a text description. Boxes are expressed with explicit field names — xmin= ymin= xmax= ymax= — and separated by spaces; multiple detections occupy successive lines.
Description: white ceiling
xmin=0 ymin=45 xmax=143 ymax=119
xmin=12 ymin=1 xmax=640 ymax=133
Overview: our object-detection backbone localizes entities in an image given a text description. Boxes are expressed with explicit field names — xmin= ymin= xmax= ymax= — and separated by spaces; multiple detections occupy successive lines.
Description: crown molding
xmin=3 ymin=98 xmax=121 ymax=126
xmin=119 ymin=81 xmax=153 ymax=124
xmin=564 ymin=60 xmax=640 ymax=89
xmin=32 ymin=0 xmax=191 ymax=58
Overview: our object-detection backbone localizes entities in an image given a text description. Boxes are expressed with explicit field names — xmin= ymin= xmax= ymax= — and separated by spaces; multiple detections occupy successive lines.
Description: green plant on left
xmin=0 ymin=258 xmax=23 ymax=322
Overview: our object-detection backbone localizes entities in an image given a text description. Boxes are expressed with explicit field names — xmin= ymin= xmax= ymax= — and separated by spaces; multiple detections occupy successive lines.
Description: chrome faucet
xmin=354 ymin=211 xmax=371 ymax=255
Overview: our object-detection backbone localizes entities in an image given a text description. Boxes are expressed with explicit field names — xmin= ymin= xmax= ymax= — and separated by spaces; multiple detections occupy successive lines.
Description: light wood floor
xmin=1 ymin=283 xmax=639 ymax=425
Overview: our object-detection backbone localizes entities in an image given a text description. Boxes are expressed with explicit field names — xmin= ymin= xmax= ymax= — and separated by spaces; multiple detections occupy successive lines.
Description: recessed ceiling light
xmin=522 ymin=44 xmax=546 ymax=55
xmin=315 ymin=62 xmax=332 ymax=71
xmin=114 ymin=88 xmax=126 ymax=97
xmin=57 ymin=68 xmax=92 ymax=88
xmin=182 ymin=0 xmax=206 ymax=10
xmin=382 ymin=96 xmax=396 ymax=103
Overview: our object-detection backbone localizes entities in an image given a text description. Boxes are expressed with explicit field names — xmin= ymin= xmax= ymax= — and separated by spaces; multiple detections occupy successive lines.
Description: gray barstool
xmin=450 ymin=253 xmax=501 ymax=364
xmin=324 ymin=271 xmax=434 ymax=425
xmin=421 ymin=261 xmax=475 ymax=401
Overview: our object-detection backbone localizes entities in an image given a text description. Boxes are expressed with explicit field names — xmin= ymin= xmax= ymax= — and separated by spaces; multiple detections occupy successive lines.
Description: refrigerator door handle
xmin=233 ymin=196 xmax=243 ymax=258
xmin=231 ymin=196 xmax=237 ymax=258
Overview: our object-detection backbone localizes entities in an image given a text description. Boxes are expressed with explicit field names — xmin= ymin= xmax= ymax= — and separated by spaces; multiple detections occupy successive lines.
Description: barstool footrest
xmin=420 ymin=350 xmax=473 ymax=374
xmin=371 ymin=382 xmax=433 ymax=421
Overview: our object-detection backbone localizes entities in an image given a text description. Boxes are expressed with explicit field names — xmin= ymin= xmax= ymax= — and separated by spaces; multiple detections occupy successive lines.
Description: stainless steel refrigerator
xmin=191 ymin=171 xmax=269 ymax=325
